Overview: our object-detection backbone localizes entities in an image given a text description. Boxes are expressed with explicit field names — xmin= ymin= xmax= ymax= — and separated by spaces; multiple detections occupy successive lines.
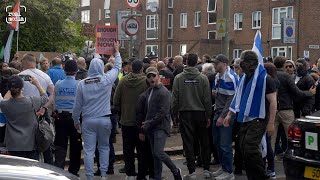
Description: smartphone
xmin=19 ymin=75 xmax=31 ymax=81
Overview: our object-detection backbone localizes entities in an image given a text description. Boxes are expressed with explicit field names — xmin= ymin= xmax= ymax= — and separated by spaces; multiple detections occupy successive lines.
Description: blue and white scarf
xmin=230 ymin=64 xmax=267 ymax=123
xmin=212 ymin=67 xmax=239 ymax=96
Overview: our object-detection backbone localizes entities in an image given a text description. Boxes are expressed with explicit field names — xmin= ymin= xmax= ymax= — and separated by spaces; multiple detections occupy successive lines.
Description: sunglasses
xmin=285 ymin=65 xmax=293 ymax=68
xmin=147 ymin=74 xmax=156 ymax=78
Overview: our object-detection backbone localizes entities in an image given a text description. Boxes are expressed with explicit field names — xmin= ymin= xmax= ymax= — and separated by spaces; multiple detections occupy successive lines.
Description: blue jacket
xmin=54 ymin=76 xmax=78 ymax=112
xmin=47 ymin=66 xmax=66 ymax=85
xmin=72 ymin=52 xmax=121 ymax=123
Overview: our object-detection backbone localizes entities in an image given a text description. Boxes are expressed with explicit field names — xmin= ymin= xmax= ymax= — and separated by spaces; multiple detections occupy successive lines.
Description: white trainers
xmin=125 ymin=176 xmax=136 ymax=180
xmin=183 ymin=172 xmax=196 ymax=180
xmin=215 ymin=172 xmax=235 ymax=180
xmin=212 ymin=167 xmax=224 ymax=177
xmin=203 ymin=170 xmax=213 ymax=179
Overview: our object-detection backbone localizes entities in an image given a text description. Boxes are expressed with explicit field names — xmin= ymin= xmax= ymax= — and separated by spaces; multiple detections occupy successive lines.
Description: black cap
xmin=8 ymin=75 xmax=23 ymax=89
xmin=132 ymin=60 xmax=143 ymax=73
xmin=212 ymin=54 xmax=229 ymax=64
xmin=64 ymin=60 xmax=78 ymax=73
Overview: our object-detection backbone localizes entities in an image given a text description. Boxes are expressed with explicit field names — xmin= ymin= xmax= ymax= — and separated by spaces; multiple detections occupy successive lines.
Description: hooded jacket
xmin=72 ymin=52 xmax=121 ymax=122
xmin=113 ymin=72 xmax=148 ymax=126
xmin=172 ymin=67 xmax=212 ymax=119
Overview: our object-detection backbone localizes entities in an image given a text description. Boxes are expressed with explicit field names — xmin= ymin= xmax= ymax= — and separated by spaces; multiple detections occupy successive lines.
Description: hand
xmin=36 ymin=108 xmax=46 ymax=116
xmin=113 ymin=40 xmax=120 ymax=53
xmin=223 ymin=114 xmax=232 ymax=127
xmin=309 ymin=86 xmax=316 ymax=95
xmin=266 ymin=123 xmax=275 ymax=136
xmin=206 ymin=119 xmax=211 ymax=128
xmin=74 ymin=122 xmax=81 ymax=133
xmin=30 ymin=76 xmax=40 ymax=88
xmin=139 ymin=133 xmax=145 ymax=142
xmin=216 ymin=117 xmax=224 ymax=127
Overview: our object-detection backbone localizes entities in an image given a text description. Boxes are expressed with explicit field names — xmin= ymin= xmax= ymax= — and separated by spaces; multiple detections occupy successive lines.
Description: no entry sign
xmin=127 ymin=0 xmax=140 ymax=9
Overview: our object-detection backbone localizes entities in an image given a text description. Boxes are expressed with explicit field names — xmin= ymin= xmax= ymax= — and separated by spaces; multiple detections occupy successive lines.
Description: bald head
xmin=156 ymin=61 xmax=166 ymax=70
xmin=174 ymin=55 xmax=183 ymax=67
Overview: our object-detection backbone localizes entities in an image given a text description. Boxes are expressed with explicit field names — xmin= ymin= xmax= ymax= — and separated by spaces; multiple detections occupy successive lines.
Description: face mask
xmin=296 ymin=66 xmax=307 ymax=77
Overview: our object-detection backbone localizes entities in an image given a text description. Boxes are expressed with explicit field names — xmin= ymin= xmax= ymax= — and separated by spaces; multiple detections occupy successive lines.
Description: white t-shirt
xmin=19 ymin=68 xmax=53 ymax=96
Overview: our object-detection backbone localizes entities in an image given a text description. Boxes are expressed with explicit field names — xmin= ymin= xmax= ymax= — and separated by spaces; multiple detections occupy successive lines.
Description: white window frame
xmin=81 ymin=10 xmax=90 ymax=23
xmin=252 ymin=11 xmax=261 ymax=29
xmin=146 ymin=15 xmax=158 ymax=40
xmin=207 ymin=30 xmax=217 ymax=39
xmin=234 ymin=13 xmax=243 ymax=30
xmin=207 ymin=0 xmax=217 ymax=12
xmin=271 ymin=46 xmax=292 ymax=59
xmin=168 ymin=14 xmax=173 ymax=39
xmin=180 ymin=13 xmax=187 ymax=28
xmin=99 ymin=9 xmax=101 ymax=20
xmin=145 ymin=45 xmax=158 ymax=56
xmin=233 ymin=49 xmax=243 ymax=59
xmin=194 ymin=11 xmax=201 ymax=27
xmin=272 ymin=6 xmax=294 ymax=39
xmin=81 ymin=0 xmax=90 ymax=7
xmin=167 ymin=44 xmax=172 ymax=57
xmin=180 ymin=44 xmax=187 ymax=55
xmin=168 ymin=0 xmax=173 ymax=8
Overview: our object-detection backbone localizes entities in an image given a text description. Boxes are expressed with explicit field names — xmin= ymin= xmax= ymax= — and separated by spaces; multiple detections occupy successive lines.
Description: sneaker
xmin=203 ymin=170 xmax=213 ymax=179
xmin=173 ymin=168 xmax=183 ymax=180
xmin=215 ymin=172 xmax=235 ymax=180
xmin=101 ymin=176 xmax=108 ymax=180
xmin=212 ymin=167 xmax=224 ymax=177
xmin=183 ymin=172 xmax=196 ymax=180
xmin=125 ymin=176 xmax=136 ymax=180
xmin=266 ymin=170 xmax=276 ymax=179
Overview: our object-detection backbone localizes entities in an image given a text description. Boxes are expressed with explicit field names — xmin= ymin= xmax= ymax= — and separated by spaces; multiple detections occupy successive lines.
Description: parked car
xmin=283 ymin=114 xmax=320 ymax=180
xmin=0 ymin=154 xmax=79 ymax=180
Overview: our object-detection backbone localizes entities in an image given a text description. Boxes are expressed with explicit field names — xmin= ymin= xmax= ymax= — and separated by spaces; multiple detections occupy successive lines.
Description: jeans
xmin=82 ymin=116 xmax=112 ymax=180
xmin=265 ymin=136 xmax=275 ymax=172
xmin=212 ymin=113 xmax=234 ymax=173
xmin=148 ymin=130 xmax=177 ymax=180
xmin=239 ymin=119 xmax=269 ymax=180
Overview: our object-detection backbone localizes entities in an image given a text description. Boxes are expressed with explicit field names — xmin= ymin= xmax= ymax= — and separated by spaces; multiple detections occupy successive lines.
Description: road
xmin=77 ymin=155 xmax=286 ymax=180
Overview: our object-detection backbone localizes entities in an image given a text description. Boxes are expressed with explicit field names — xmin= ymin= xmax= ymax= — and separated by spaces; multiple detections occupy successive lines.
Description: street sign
xmin=304 ymin=50 xmax=310 ymax=58
xmin=216 ymin=18 xmax=226 ymax=37
xmin=117 ymin=11 xmax=137 ymax=40
xmin=127 ymin=0 xmax=140 ymax=9
xmin=281 ymin=18 xmax=296 ymax=44
xmin=309 ymin=45 xmax=320 ymax=49
xmin=125 ymin=17 xmax=139 ymax=36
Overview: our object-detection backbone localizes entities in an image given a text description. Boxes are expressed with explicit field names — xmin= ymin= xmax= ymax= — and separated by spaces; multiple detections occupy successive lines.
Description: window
xmin=180 ymin=13 xmax=187 ymax=28
xmin=81 ymin=0 xmax=90 ymax=7
xmin=252 ymin=11 xmax=261 ymax=29
xmin=146 ymin=45 xmax=158 ymax=55
xmin=272 ymin=46 xmax=292 ymax=59
xmin=146 ymin=15 xmax=158 ymax=40
xmin=207 ymin=0 xmax=217 ymax=24
xmin=234 ymin=13 xmax=243 ymax=30
xmin=180 ymin=44 xmax=187 ymax=55
xmin=168 ymin=14 xmax=173 ymax=39
xmin=233 ymin=49 xmax=243 ymax=59
xmin=99 ymin=9 xmax=101 ymax=20
xmin=208 ymin=31 xmax=216 ymax=39
xmin=168 ymin=0 xmax=173 ymax=8
xmin=272 ymin=6 xmax=293 ymax=39
xmin=81 ymin=10 xmax=90 ymax=23
xmin=194 ymin=11 xmax=201 ymax=27
xmin=167 ymin=44 xmax=172 ymax=57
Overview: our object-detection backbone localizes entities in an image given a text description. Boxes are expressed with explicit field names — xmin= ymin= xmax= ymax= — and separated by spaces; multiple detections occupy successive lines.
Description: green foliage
xmin=1 ymin=0 xmax=86 ymax=55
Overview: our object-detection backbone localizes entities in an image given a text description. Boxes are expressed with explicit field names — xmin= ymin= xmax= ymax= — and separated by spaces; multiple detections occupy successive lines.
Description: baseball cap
xmin=64 ymin=60 xmax=78 ymax=73
xmin=212 ymin=54 xmax=229 ymax=64
xmin=8 ymin=75 xmax=24 ymax=89
xmin=145 ymin=67 xmax=159 ymax=75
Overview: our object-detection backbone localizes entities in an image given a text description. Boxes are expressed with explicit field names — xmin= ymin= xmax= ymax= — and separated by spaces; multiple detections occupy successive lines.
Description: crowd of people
xmin=0 ymin=41 xmax=319 ymax=180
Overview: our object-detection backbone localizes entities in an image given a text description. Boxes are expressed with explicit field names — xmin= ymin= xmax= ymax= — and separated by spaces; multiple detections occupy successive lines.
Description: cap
xmin=132 ymin=60 xmax=144 ymax=73
xmin=64 ymin=60 xmax=78 ymax=73
xmin=145 ymin=67 xmax=159 ymax=75
xmin=212 ymin=54 xmax=229 ymax=64
xmin=8 ymin=75 xmax=23 ymax=89
xmin=147 ymin=51 xmax=158 ymax=59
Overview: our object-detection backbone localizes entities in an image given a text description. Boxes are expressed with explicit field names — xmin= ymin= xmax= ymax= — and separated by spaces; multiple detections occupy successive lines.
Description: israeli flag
xmin=252 ymin=30 xmax=263 ymax=64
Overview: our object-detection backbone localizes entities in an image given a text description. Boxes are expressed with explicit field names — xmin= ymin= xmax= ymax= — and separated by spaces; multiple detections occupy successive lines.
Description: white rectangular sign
xmin=282 ymin=18 xmax=296 ymax=44
xmin=309 ymin=45 xmax=320 ymax=49
xmin=305 ymin=132 xmax=318 ymax=151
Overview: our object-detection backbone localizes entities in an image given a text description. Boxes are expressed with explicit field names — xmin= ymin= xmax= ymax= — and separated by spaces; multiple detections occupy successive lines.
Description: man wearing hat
xmin=53 ymin=60 xmax=82 ymax=177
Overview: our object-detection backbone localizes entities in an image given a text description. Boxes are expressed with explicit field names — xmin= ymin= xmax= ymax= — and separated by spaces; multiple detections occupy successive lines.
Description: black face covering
xmin=296 ymin=60 xmax=307 ymax=77
xmin=240 ymin=60 xmax=258 ymax=79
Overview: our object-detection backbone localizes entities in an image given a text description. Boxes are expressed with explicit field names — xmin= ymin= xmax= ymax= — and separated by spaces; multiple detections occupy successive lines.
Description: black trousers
xmin=54 ymin=111 xmax=82 ymax=175
xmin=179 ymin=111 xmax=210 ymax=173
xmin=233 ymin=121 xmax=243 ymax=170
xmin=122 ymin=125 xmax=139 ymax=176
xmin=137 ymin=135 xmax=154 ymax=179
xmin=239 ymin=119 xmax=269 ymax=180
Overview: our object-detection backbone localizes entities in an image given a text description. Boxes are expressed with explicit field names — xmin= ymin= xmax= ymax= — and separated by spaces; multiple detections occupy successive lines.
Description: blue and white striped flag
xmin=252 ymin=30 xmax=263 ymax=64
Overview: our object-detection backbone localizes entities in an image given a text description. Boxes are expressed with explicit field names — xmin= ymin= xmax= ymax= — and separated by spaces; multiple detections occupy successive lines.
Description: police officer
xmin=73 ymin=42 xmax=121 ymax=180
xmin=53 ymin=60 xmax=82 ymax=176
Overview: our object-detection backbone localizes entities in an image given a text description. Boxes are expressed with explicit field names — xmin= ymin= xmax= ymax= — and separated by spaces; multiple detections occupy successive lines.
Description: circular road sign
xmin=125 ymin=17 xmax=139 ymax=36
xmin=286 ymin=26 xmax=294 ymax=37
xmin=126 ymin=0 xmax=140 ymax=9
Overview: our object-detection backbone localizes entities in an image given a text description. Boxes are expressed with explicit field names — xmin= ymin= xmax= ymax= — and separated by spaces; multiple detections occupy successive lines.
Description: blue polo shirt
xmin=47 ymin=66 xmax=66 ymax=85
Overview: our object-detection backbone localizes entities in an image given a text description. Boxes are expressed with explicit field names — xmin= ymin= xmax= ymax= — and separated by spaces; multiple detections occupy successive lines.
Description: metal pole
xmin=128 ymin=8 xmax=133 ymax=57
xmin=222 ymin=0 xmax=230 ymax=59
